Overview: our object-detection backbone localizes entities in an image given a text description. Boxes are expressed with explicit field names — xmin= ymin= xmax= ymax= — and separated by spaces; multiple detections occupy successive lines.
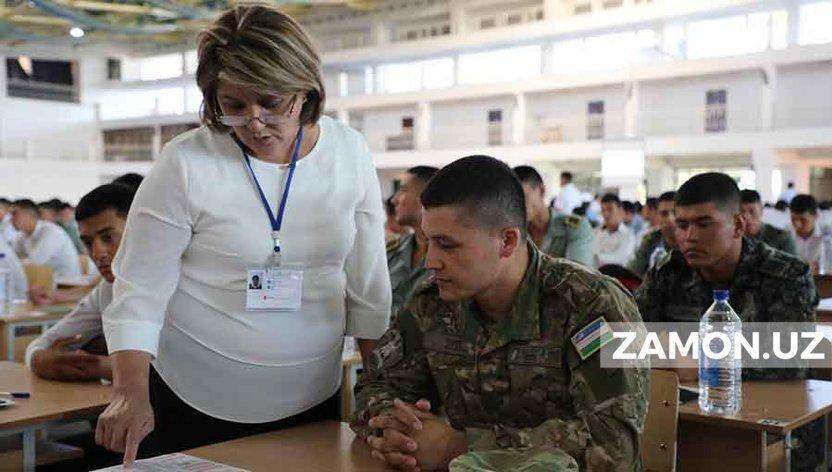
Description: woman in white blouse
xmin=96 ymin=5 xmax=391 ymax=462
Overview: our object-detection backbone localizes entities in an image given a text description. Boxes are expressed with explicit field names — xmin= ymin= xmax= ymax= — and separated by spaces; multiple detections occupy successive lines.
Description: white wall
xmin=0 ymin=53 xmax=101 ymax=161
xmin=525 ymin=85 xmax=626 ymax=143
xmin=638 ymin=71 xmax=764 ymax=136
xmin=362 ymin=106 xmax=418 ymax=152
xmin=431 ymin=97 xmax=515 ymax=148
xmin=775 ymin=62 xmax=832 ymax=129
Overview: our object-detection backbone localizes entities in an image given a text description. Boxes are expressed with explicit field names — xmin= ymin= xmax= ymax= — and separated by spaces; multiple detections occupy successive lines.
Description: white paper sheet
xmin=94 ymin=453 xmax=248 ymax=472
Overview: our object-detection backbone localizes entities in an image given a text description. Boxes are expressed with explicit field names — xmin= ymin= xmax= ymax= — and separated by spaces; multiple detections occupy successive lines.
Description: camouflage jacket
xmin=627 ymin=229 xmax=663 ymax=277
xmin=634 ymin=237 xmax=818 ymax=380
xmin=749 ymin=223 xmax=798 ymax=256
xmin=387 ymin=233 xmax=430 ymax=325
xmin=352 ymin=244 xmax=649 ymax=471
xmin=536 ymin=209 xmax=593 ymax=267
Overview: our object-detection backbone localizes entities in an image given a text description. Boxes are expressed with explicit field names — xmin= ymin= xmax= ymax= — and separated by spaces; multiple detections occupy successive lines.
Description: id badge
xmin=246 ymin=264 xmax=303 ymax=311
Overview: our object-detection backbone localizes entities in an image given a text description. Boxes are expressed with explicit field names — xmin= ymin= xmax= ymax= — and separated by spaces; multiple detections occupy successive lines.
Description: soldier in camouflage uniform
xmin=387 ymin=166 xmax=438 ymax=323
xmin=740 ymin=189 xmax=798 ymax=255
xmin=634 ymin=173 xmax=820 ymax=472
xmin=628 ymin=191 xmax=677 ymax=277
xmin=353 ymin=156 xmax=648 ymax=472
xmin=514 ymin=166 xmax=593 ymax=266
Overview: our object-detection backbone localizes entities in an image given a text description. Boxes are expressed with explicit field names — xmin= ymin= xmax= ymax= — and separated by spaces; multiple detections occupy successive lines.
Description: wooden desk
xmin=0 ymin=303 xmax=74 ymax=361
xmin=186 ymin=421 xmax=387 ymax=471
xmin=341 ymin=352 xmax=362 ymax=420
xmin=0 ymin=362 xmax=111 ymax=471
xmin=678 ymin=380 xmax=832 ymax=471
xmin=816 ymin=275 xmax=832 ymax=300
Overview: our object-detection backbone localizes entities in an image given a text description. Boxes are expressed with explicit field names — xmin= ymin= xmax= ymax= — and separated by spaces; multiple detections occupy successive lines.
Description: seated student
xmin=635 ymin=173 xmax=820 ymax=472
xmin=790 ymin=194 xmax=831 ymax=274
xmin=0 ymin=236 xmax=28 ymax=302
xmin=111 ymin=172 xmax=144 ymax=190
xmin=0 ymin=198 xmax=17 ymax=246
xmin=628 ymin=191 xmax=678 ymax=277
xmin=592 ymin=193 xmax=636 ymax=268
xmin=25 ymin=183 xmax=136 ymax=381
xmin=351 ymin=155 xmax=648 ymax=472
xmin=387 ymin=166 xmax=438 ymax=322
xmin=513 ymin=165 xmax=593 ymax=266
xmin=57 ymin=201 xmax=86 ymax=255
xmin=622 ymin=200 xmax=645 ymax=237
xmin=740 ymin=189 xmax=797 ymax=255
xmin=12 ymin=199 xmax=81 ymax=279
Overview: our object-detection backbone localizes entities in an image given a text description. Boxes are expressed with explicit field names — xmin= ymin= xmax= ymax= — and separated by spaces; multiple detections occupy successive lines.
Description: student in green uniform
xmin=513 ymin=165 xmax=592 ymax=266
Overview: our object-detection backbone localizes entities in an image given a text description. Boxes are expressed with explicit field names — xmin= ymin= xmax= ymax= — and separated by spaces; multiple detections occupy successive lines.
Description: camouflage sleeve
xmin=633 ymin=262 xmax=667 ymax=322
xmin=464 ymin=280 xmax=649 ymax=471
xmin=349 ymin=303 xmax=438 ymax=439
xmin=626 ymin=235 xmax=652 ymax=276
xmin=747 ymin=261 xmax=819 ymax=381
xmin=779 ymin=231 xmax=798 ymax=256
xmin=564 ymin=218 xmax=593 ymax=267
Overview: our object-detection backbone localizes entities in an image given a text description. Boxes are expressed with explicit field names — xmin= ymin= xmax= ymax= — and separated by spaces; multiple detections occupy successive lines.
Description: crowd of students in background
xmin=0 ymin=173 xmax=144 ymax=305
xmin=384 ymin=172 xmax=832 ymax=278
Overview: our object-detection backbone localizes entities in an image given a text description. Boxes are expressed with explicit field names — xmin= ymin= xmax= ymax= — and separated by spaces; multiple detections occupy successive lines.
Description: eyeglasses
xmin=218 ymin=96 xmax=298 ymax=127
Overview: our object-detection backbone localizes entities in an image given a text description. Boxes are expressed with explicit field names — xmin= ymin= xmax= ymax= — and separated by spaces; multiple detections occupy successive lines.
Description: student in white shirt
xmin=0 ymin=198 xmax=17 ymax=246
xmin=96 ymin=5 xmax=391 ymax=464
xmin=790 ymin=194 xmax=831 ymax=274
xmin=0 ymin=238 xmax=27 ymax=301
xmin=11 ymin=199 xmax=81 ymax=279
xmin=778 ymin=181 xmax=798 ymax=204
xmin=593 ymin=193 xmax=637 ymax=268
xmin=26 ymin=183 xmax=137 ymax=381
xmin=555 ymin=171 xmax=582 ymax=216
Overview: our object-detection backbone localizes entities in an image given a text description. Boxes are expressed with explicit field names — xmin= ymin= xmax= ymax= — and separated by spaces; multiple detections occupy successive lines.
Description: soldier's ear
xmin=732 ymin=212 xmax=744 ymax=238
xmin=499 ymin=227 xmax=522 ymax=258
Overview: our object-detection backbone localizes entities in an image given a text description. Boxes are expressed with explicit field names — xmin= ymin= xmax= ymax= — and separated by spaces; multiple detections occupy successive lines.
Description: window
xmin=138 ymin=53 xmax=183 ymax=81
xmin=107 ymin=58 xmax=121 ymax=81
xmin=771 ymin=11 xmax=788 ymax=50
xmin=687 ymin=14 xmax=769 ymax=59
xmin=799 ymin=1 xmax=832 ymax=45
xmin=377 ymin=57 xmax=453 ymax=94
xmin=185 ymin=50 xmax=199 ymax=75
xmin=705 ymin=90 xmax=727 ymax=133
xmin=587 ymin=101 xmax=605 ymax=140
xmin=458 ymin=45 xmax=541 ymax=85
xmin=387 ymin=116 xmax=415 ymax=151
xmin=550 ymin=29 xmax=658 ymax=72
xmin=480 ymin=17 xmax=496 ymax=29
xmin=6 ymin=57 xmax=77 ymax=103
xmin=488 ymin=109 xmax=502 ymax=146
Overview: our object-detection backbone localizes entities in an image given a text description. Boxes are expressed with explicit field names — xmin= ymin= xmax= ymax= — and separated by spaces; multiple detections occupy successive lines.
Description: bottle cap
xmin=713 ymin=290 xmax=729 ymax=301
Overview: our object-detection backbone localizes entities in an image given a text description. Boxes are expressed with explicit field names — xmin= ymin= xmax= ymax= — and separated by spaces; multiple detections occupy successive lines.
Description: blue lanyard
xmin=237 ymin=126 xmax=304 ymax=263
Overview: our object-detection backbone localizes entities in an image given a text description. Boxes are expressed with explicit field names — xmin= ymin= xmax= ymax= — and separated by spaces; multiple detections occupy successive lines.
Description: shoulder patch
xmin=564 ymin=215 xmax=582 ymax=229
xmin=656 ymin=249 xmax=681 ymax=270
xmin=759 ymin=246 xmax=810 ymax=279
xmin=386 ymin=237 xmax=402 ymax=252
xmin=571 ymin=316 xmax=613 ymax=360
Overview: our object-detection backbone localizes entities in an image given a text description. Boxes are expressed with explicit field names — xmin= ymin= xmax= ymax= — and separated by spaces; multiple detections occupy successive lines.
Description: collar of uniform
xmin=31 ymin=220 xmax=46 ymax=240
xmin=541 ymin=207 xmax=559 ymax=249
xmin=683 ymin=237 xmax=757 ymax=292
xmin=388 ymin=233 xmax=417 ymax=270
xmin=730 ymin=237 xmax=762 ymax=291
xmin=459 ymin=241 xmax=542 ymax=351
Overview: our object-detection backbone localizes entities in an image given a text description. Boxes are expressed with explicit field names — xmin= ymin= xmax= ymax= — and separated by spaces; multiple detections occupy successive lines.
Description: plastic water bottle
xmin=820 ymin=234 xmax=832 ymax=275
xmin=0 ymin=253 xmax=11 ymax=313
xmin=698 ymin=289 xmax=742 ymax=415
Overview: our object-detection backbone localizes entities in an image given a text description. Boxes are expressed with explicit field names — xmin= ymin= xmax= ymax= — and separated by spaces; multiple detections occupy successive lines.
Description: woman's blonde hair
xmin=196 ymin=4 xmax=325 ymax=131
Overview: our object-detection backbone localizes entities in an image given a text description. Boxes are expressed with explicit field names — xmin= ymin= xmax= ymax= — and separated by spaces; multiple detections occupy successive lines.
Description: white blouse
xmin=102 ymin=117 xmax=391 ymax=422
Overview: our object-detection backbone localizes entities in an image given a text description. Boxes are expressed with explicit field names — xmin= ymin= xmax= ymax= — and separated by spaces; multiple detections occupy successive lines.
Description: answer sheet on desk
xmin=94 ymin=453 xmax=249 ymax=472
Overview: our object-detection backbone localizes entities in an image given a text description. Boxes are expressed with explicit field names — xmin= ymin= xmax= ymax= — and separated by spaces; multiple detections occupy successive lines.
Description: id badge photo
xmin=246 ymin=263 xmax=304 ymax=312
